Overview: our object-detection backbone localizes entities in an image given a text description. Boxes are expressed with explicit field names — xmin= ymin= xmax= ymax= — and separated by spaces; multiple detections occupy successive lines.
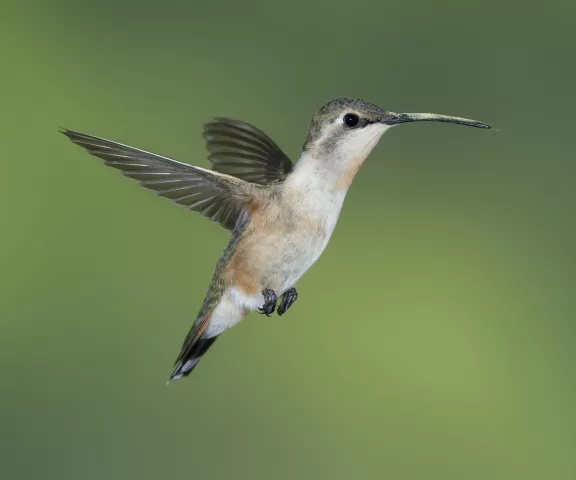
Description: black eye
xmin=343 ymin=113 xmax=360 ymax=128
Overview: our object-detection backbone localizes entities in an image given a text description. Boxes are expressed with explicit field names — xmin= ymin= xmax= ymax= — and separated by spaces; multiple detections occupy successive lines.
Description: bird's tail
xmin=169 ymin=335 xmax=218 ymax=381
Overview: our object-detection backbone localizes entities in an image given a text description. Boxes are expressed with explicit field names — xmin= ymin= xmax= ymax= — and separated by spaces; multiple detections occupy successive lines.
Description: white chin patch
xmin=340 ymin=123 xmax=391 ymax=158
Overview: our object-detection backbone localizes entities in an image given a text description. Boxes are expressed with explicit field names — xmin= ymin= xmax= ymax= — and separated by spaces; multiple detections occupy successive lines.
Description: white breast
xmin=279 ymin=165 xmax=347 ymax=292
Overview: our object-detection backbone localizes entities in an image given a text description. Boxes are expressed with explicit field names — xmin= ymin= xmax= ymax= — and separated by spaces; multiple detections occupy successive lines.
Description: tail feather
xmin=169 ymin=336 xmax=219 ymax=381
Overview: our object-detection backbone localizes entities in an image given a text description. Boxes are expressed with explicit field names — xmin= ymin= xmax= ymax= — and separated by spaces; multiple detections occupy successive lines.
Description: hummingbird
xmin=61 ymin=98 xmax=490 ymax=381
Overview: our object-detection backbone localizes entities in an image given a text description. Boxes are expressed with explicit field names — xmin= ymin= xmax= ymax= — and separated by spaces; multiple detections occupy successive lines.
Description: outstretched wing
xmin=203 ymin=118 xmax=294 ymax=184
xmin=61 ymin=129 xmax=258 ymax=231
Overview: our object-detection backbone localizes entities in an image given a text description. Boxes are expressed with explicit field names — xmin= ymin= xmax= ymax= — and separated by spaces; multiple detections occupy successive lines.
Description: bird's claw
xmin=278 ymin=288 xmax=298 ymax=316
xmin=258 ymin=288 xmax=278 ymax=316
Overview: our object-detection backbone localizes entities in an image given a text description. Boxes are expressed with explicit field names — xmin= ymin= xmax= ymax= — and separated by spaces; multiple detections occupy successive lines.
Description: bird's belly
xmin=270 ymin=227 xmax=334 ymax=294
xmin=278 ymin=249 xmax=322 ymax=291
xmin=208 ymin=239 xmax=326 ymax=336
xmin=226 ymin=202 xmax=341 ymax=313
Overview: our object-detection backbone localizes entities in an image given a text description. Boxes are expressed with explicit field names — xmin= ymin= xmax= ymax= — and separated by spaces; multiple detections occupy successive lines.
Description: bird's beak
xmin=384 ymin=112 xmax=491 ymax=129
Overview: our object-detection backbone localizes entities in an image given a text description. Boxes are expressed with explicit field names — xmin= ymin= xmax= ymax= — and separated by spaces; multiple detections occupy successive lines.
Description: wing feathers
xmin=61 ymin=128 xmax=257 ymax=231
xmin=203 ymin=118 xmax=294 ymax=184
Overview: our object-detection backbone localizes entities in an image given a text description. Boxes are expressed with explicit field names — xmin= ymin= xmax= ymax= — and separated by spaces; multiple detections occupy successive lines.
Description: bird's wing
xmin=203 ymin=118 xmax=294 ymax=184
xmin=61 ymin=129 xmax=258 ymax=231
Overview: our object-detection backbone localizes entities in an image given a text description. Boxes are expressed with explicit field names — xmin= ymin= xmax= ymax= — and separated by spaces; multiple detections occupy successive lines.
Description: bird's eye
xmin=343 ymin=113 xmax=360 ymax=128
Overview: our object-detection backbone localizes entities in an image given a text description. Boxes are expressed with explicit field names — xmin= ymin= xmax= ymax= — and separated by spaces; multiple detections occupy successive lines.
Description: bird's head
xmin=302 ymin=97 xmax=491 ymax=165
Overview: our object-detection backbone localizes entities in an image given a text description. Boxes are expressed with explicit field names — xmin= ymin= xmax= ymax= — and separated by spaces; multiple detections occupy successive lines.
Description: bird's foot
xmin=278 ymin=288 xmax=298 ymax=316
xmin=258 ymin=288 xmax=278 ymax=316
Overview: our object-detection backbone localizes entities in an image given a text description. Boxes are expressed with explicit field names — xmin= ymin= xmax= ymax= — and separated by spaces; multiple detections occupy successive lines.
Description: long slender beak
xmin=384 ymin=112 xmax=491 ymax=129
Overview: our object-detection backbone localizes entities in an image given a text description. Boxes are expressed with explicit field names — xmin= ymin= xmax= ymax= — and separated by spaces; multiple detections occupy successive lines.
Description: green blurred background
xmin=2 ymin=1 xmax=575 ymax=478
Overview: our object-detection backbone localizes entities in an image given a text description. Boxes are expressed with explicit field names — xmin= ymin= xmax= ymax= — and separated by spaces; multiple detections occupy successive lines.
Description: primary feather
xmin=60 ymin=128 xmax=257 ymax=231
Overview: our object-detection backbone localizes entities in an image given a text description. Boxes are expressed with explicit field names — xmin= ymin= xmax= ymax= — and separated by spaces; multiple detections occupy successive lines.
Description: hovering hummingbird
xmin=61 ymin=98 xmax=490 ymax=381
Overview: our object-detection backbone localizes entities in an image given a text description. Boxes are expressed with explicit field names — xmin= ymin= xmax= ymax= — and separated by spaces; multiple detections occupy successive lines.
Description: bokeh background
xmin=2 ymin=1 xmax=575 ymax=479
